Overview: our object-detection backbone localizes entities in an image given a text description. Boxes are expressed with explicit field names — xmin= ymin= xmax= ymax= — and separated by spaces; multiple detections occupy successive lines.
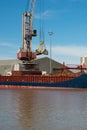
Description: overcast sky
xmin=0 ymin=0 xmax=87 ymax=65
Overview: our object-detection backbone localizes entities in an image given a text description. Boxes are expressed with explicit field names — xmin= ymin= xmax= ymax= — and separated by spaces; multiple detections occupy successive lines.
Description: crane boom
xmin=28 ymin=0 xmax=36 ymax=24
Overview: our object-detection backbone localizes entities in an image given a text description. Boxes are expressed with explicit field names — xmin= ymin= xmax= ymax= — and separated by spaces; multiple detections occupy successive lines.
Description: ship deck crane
xmin=17 ymin=0 xmax=48 ymax=62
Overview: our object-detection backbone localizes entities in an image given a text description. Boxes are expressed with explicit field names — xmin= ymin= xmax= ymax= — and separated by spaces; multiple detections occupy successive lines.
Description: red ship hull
xmin=0 ymin=74 xmax=87 ymax=88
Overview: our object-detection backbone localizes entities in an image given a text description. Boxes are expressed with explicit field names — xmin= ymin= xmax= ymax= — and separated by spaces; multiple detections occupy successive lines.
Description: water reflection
xmin=18 ymin=90 xmax=38 ymax=129
xmin=17 ymin=89 xmax=58 ymax=129
xmin=0 ymin=89 xmax=87 ymax=130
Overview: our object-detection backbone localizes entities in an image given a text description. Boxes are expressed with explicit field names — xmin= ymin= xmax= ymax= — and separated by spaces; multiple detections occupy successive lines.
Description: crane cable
xmin=36 ymin=0 xmax=47 ymax=54
xmin=40 ymin=0 xmax=45 ymax=42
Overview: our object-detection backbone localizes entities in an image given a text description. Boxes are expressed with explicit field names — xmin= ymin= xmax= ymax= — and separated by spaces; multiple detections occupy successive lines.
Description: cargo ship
xmin=0 ymin=0 xmax=87 ymax=89
xmin=0 ymin=71 xmax=87 ymax=89
xmin=0 ymin=61 xmax=87 ymax=89
xmin=0 ymin=59 xmax=87 ymax=89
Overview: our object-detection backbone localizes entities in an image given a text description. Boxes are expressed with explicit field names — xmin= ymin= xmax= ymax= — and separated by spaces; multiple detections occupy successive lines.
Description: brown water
xmin=0 ymin=89 xmax=87 ymax=130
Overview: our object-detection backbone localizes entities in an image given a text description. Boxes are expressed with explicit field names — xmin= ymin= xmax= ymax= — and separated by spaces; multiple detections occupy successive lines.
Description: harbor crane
xmin=17 ymin=0 xmax=48 ymax=62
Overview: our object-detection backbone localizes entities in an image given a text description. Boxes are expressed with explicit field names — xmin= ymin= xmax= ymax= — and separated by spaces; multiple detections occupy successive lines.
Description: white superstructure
xmin=81 ymin=56 xmax=87 ymax=67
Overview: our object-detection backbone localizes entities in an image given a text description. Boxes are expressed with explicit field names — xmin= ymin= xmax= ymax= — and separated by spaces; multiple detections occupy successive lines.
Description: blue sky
xmin=0 ymin=0 xmax=87 ymax=65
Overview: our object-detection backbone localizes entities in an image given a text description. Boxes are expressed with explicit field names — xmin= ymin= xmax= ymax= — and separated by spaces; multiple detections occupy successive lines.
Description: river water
xmin=0 ymin=88 xmax=87 ymax=130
